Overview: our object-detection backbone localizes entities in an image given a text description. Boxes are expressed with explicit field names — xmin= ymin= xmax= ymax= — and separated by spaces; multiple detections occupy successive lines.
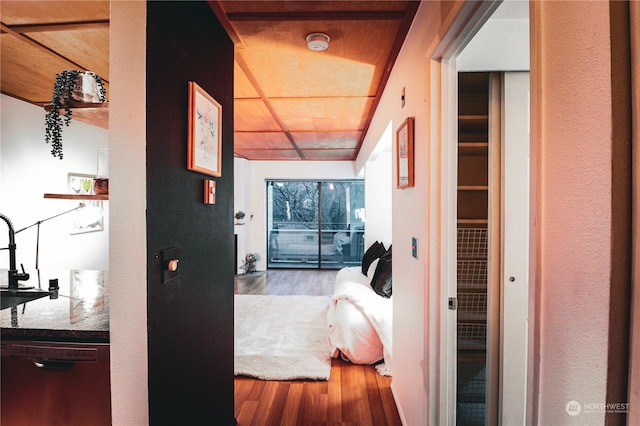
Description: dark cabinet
xmin=1 ymin=341 xmax=111 ymax=426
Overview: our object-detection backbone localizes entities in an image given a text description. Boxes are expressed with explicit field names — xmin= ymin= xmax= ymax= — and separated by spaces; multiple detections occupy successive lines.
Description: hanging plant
xmin=45 ymin=70 xmax=107 ymax=159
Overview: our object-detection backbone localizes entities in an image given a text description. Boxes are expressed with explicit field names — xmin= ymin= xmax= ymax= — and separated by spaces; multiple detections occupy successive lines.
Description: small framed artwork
xmin=396 ymin=116 xmax=415 ymax=189
xmin=188 ymin=81 xmax=222 ymax=177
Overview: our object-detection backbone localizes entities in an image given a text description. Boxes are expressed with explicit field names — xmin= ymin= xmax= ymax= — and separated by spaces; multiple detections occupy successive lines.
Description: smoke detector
xmin=306 ymin=33 xmax=330 ymax=51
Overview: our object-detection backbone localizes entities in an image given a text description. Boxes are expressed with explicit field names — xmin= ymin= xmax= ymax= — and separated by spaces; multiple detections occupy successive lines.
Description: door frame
xmin=431 ymin=1 xmax=524 ymax=424
xmin=628 ymin=0 xmax=640 ymax=419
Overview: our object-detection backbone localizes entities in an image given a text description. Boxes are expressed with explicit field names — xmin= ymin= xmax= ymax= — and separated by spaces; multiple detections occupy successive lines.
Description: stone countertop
xmin=1 ymin=269 xmax=109 ymax=342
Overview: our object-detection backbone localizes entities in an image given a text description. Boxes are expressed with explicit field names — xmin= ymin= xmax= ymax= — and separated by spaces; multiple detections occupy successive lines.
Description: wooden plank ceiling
xmin=0 ymin=1 xmax=418 ymax=161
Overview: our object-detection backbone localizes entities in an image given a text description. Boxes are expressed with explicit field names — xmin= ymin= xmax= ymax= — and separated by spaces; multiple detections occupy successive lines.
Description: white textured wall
xmin=0 ymin=94 xmax=108 ymax=271
xmin=109 ymin=2 xmax=148 ymax=425
xmin=357 ymin=3 xmax=434 ymax=423
xmin=234 ymin=157 xmax=250 ymax=274
xmin=364 ymin=152 xmax=392 ymax=249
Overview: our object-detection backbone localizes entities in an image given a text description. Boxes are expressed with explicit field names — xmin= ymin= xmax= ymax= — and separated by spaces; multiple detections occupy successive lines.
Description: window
xmin=267 ymin=180 xmax=365 ymax=269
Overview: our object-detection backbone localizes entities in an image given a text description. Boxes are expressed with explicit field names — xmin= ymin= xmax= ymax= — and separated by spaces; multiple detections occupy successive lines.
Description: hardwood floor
xmin=234 ymin=270 xmax=402 ymax=426
xmin=234 ymin=269 xmax=337 ymax=296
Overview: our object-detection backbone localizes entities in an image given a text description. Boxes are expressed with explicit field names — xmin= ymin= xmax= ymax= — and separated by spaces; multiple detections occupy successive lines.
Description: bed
xmin=327 ymin=243 xmax=393 ymax=375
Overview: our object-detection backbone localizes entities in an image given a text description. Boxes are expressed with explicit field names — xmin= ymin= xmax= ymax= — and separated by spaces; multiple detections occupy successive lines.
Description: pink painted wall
xmin=359 ymin=0 xmax=633 ymax=423
xmin=530 ymin=1 xmax=615 ymax=423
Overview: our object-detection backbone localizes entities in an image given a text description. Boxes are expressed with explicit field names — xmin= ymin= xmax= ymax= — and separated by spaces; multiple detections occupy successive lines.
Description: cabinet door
xmin=1 ymin=356 xmax=111 ymax=425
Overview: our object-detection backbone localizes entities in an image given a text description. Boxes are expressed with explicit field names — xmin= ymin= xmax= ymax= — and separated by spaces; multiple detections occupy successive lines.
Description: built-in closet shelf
xmin=44 ymin=193 xmax=109 ymax=201
xmin=458 ymin=114 xmax=488 ymax=125
xmin=43 ymin=102 xmax=109 ymax=130
xmin=458 ymin=312 xmax=487 ymax=322
xmin=458 ymin=185 xmax=488 ymax=191
xmin=458 ymin=142 xmax=488 ymax=156
xmin=457 ymin=219 xmax=488 ymax=225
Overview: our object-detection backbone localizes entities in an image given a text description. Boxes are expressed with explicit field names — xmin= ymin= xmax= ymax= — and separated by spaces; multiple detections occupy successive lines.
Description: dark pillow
xmin=371 ymin=246 xmax=392 ymax=298
xmin=361 ymin=241 xmax=386 ymax=275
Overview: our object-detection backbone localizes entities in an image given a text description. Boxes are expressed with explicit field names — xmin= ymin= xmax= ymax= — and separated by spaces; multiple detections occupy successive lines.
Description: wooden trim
xmin=44 ymin=193 xmax=108 ymax=201
xmin=44 ymin=102 xmax=108 ymax=111
xmin=207 ymin=1 xmax=244 ymax=47
xmin=628 ymin=0 xmax=640 ymax=421
xmin=606 ymin=2 xmax=633 ymax=424
xmin=6 ymin=20 xmax=109 ymax=33
xmin=527 ymin=3 xmax=543 ymax=423
xmin=438 ymin=54 xmax=467 ymax=426
xmin=226 ymin=10 xmax=406 ymax=22
xmin=486 ymin=72 xmax=502 ymax=426
xmin=0 ymin=91 xmax=48 ymax=106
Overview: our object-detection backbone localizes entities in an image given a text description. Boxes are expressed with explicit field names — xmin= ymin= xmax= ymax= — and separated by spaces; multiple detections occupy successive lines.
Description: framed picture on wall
xmin=188 ymin=81 xmax=222 ymax=177
xmin=67 ymin=173 xmax=103 ymax=234
xmin=396 ymin=116 xmax=415 ymax=189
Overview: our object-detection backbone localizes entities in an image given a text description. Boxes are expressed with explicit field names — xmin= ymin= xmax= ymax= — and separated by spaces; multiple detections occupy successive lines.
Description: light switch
xmin=161 ymin=246 xmax=181 ymax=285
xmin=204 ymin=179 xmax=216 ymax=204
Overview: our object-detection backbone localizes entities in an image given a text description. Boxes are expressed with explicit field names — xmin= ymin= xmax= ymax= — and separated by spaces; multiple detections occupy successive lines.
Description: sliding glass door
xmin=267 ymin=180 xmax=365 ymax=269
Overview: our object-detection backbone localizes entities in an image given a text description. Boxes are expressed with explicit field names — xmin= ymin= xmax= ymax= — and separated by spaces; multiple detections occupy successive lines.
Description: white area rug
xmin=234 ymin=294 xmax=332 ymax=380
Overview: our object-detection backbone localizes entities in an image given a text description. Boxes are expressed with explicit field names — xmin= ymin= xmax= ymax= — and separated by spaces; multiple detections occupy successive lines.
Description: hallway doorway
xmin=438 ymin=1 xmax=531 ymax=424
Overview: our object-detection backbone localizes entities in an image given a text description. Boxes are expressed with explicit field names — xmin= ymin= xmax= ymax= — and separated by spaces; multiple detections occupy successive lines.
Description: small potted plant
xmin=234 ymin=211 xmax=246 ymax=225
xmin=240 ymin=253 xmax=260 ymax=274
xmin=45 ymin=70 xmax=107 ymax=159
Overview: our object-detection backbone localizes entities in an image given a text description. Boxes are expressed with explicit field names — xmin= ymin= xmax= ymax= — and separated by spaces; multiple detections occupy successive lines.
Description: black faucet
xmin=0 ymin=213 xmax=30 ymax=289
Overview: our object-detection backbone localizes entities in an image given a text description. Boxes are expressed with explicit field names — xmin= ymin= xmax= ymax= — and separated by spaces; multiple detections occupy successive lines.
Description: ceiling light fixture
xmin=306 ymin=33 xmax=330 ymax=51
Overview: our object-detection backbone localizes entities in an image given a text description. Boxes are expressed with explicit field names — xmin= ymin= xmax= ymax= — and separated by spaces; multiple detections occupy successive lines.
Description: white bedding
xmin=327 ymin=266 xmax=393 ymax=375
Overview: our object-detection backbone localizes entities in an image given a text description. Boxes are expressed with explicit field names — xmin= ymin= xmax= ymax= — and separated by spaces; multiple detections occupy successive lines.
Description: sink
xmin=1 ymin=288 xmax=51 ymax=310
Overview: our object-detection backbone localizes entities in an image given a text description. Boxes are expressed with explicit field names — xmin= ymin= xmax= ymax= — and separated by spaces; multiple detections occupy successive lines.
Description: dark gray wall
xmin=146 ymin=2 xmax=234 ymax=424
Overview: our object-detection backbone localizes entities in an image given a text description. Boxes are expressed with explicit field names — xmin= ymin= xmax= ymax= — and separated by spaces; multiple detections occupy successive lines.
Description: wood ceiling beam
xmin=235 ymin=129 xmax=364 ymax=134
xmin=226 ymin=11 xmax=406 ymax=22
xmin=207 ymin=1 xmax=245 ymax=47
xmin=6 ymin=20 xmax=109 ymax=33
xmin=0 ymin=91 xmax=46 ymax=106
xmin=354 ymin=2 xmax=419 ymax=156
xmin=235 ymin=53 xmax=304 ymax=160
xmin=236 ymin=95 xmax=375 ymax=101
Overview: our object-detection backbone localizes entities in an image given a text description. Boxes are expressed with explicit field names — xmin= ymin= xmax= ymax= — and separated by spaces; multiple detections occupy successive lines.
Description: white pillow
xmin=367 ymin=257 xmax=380 ymax=280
